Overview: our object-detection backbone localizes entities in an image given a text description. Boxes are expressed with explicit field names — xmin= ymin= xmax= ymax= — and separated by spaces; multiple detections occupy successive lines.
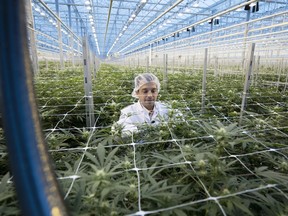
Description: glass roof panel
xmin=33 ymin=0 xmax=288 ymax=58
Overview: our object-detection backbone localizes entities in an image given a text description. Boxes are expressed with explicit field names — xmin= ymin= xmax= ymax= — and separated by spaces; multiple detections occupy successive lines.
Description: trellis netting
xmin=2 ymin=58 xmax=287 ymax=216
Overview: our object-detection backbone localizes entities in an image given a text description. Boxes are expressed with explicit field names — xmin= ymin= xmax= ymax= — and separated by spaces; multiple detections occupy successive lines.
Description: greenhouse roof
xmin=31 ymin=0 xmax=288 ymax=58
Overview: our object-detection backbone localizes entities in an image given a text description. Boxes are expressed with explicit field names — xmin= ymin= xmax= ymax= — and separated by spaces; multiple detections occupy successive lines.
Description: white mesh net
xmin=31 ymin=61 xmax=288 ymax=215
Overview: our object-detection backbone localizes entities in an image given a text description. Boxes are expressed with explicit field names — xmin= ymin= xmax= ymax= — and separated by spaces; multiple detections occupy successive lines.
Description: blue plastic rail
xmin=0 ymin=1 xmax=69 ymax=215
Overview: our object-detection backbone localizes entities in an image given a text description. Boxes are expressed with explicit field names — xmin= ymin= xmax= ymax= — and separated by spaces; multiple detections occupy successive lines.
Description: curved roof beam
xmin=115 ymin=0 xmax=184 ymax=53
xmin=104 ymin=0 xmax=114 ymax=50
xmin=123 ymin=0 xmax=259 ymax=54
xmin=107 ymin=1 xmax=149 ymax=56
xmin=37 ymin=0 xmax=81 ymax=40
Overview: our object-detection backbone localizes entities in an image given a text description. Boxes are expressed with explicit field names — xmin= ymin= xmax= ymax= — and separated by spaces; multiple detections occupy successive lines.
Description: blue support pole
xmin=0 ymin=1 xmax=69 ymax=215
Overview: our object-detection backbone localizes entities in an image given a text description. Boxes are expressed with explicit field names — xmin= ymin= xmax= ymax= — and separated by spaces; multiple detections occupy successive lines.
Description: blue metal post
xmin=0 ymin=1 xmax=69 ymax=215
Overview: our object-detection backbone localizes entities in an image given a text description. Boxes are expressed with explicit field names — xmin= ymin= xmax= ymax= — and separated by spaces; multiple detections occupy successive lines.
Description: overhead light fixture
xmin=214 ymin=17 xmax=220 ymax=25
xmin=252 ymin=2 xmax=259 ymax=13
xmin=141 ymin=0 xmax=147 ymax=3
xmin=244 ymin=4 xmax=250 ymax=10
xmin=244 ymin=2 xmax=259 ymax=12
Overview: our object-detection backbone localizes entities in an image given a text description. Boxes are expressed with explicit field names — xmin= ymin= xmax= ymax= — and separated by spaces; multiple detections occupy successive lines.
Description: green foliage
xmin=1 ymin=63 xmax=287 ymax=215
xmin=0 ymin=129 xmax=9 ymax=176
xmin=0 ymin=173 xmax=19 ymax=216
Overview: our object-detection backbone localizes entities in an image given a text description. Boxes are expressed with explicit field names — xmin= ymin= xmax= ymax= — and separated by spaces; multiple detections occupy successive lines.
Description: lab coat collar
xmin=137 ymin=101 xmax=159 ymax=122
xmin=137 ymin=101 xmax=158 ymax=114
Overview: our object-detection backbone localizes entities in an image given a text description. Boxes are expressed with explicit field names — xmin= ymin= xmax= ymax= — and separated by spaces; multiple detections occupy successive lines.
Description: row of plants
xmin=0 ymin=62 xmax=287 ymax=215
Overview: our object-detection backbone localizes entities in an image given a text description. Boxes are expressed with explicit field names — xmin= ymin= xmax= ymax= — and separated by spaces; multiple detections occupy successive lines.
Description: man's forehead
xmin=139 ymin=82 xmax=157 ymax=89
xmin=140 ymin=82 xmax=157 ymax=89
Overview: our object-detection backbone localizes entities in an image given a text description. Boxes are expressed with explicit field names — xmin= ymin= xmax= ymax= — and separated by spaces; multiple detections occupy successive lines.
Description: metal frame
xmin=29 ymin=0 xmax=287 ymax=59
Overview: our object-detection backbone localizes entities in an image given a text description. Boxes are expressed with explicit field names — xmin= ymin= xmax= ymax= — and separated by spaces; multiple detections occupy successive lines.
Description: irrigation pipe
xmin=0 ymin=1 xmax=69 ymax=215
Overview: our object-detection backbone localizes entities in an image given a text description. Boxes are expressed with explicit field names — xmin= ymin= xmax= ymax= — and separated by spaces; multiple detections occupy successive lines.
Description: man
xmin=115 ymin=73 xmax=169 ymax=136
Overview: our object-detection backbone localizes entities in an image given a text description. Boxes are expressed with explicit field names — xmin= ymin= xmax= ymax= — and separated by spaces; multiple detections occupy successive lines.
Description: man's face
xmin=136 ymin=82 xmax=158 ymax=110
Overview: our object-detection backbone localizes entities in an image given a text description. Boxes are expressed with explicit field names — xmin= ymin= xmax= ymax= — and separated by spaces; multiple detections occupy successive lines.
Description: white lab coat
xmin=116 ymin=101 xmax=169 ymax=136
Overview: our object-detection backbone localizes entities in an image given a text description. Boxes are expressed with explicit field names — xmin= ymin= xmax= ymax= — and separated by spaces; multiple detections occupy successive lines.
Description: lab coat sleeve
xmin=117 ymin=109 xmax=139 ymax=136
